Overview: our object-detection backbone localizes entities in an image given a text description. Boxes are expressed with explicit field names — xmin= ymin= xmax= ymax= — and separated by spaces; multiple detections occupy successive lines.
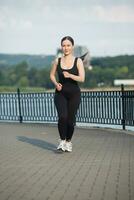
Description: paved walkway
xmin=0 ymin=123 xmax=134 ymax=200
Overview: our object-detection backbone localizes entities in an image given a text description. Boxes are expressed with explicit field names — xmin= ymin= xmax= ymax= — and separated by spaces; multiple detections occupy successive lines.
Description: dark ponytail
xmin=79 ymin=52 xmax=88 ymax=61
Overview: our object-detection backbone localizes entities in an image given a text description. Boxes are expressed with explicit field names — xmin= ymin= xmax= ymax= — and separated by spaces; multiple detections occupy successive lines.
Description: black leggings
xmin=54 ymin=87 xmax=81 ymax=141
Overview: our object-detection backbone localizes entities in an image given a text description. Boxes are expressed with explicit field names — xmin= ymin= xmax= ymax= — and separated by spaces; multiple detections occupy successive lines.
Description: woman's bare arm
xmin=50 ymin=58 xmax=59 ymax=86
xmin=50 ymin=58 xmax=62 ymax=91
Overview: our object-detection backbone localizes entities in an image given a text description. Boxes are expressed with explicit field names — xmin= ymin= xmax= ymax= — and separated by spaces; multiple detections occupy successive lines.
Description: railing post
xmin=17 ymin=88 xmax=22 ymax=123
xmin=121 ymin=84 xmax=125 ymax=130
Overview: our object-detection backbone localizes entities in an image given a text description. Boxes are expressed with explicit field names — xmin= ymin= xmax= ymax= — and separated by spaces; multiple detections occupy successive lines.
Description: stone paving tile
xmin=0 ymin=123 xmax=134 ymax=200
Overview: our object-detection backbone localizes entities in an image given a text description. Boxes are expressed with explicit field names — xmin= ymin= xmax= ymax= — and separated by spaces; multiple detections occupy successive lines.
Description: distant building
xmin=56 ymin=45 xmax=92 ymax=69
xmin=114 ymin=79 xmax=134 ymax=86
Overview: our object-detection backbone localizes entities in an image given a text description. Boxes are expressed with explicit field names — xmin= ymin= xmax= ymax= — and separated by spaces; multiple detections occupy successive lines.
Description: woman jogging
xmin=50 ymin=36 xmax=85 ymax=152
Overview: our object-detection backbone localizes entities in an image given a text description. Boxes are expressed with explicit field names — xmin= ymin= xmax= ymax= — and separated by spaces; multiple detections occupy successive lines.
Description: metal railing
xmin=0 ymin=85 xmax=134 ymax=130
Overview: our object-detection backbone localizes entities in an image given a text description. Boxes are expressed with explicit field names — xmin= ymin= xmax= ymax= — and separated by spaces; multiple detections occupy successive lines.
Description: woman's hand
xmin=63 ymin=71 xmax=70 ymax=78
xmin=56 ymin=83 xmax=62 ymax=91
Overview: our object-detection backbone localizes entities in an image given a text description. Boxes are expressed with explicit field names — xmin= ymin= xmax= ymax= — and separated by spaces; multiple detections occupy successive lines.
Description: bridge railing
xmin=0 ymin=85 xmax=133 ymax=130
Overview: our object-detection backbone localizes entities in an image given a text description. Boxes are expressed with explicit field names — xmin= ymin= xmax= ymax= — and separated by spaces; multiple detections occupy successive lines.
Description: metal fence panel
xmin=0 ymin=87 xmax=134 ymax=129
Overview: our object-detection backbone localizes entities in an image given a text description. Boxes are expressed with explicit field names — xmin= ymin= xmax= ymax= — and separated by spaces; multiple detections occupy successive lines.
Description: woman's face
xmin=61 ymin=39 xmax=74 ymax=56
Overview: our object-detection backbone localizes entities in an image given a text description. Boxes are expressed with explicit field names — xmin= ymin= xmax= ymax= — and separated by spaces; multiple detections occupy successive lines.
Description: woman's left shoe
xmin=65 ymin=141 xmax=72 ymax=152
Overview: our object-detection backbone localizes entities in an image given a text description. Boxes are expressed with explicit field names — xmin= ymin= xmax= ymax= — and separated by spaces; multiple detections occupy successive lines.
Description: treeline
xmin=0 ymin=55 xmax=134 ymax=89
xmin=91 ymin=55 xmax=134 ymax=69
xmin=88 ymin=54 xmax=134 ymax=87
xmin=0 ymin=61 xmax=53 ymax=88
xmin=0 ymin=53 xmax=55 ymax=68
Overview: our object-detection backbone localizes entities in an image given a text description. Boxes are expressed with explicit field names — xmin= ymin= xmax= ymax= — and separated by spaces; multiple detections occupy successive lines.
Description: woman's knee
xmin=68 ymin=119 xmax=75 ymax=127
xmin=58 ymin=115 xmax=68 ymax=124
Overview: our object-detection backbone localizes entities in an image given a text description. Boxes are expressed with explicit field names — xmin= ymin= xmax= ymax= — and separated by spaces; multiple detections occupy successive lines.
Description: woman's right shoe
xmin=57 ymin=140 xmax=66 ymax=151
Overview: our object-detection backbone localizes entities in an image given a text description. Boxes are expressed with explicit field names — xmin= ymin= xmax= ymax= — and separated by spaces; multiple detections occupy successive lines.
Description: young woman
xmin=50 ymin=36 xmax=85 ymax=152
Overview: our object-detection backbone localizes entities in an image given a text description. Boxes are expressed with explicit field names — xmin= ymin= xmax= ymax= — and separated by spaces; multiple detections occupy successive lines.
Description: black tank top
xmin=56 ymin=57 xmax=79 ymax=85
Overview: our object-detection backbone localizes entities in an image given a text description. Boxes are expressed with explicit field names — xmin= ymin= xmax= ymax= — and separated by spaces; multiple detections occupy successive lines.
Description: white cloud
xmin=0 ymin=1 xmax=134 ymax=55
xmin=91 ymin=5 xmax=134 ymax=23
xmin=10 ymin=18 xmax=33 ymax=30
xmin=90 ymin=37 xmax=134 ymax=56
xmin=0 ymin=5 xmax=33 ymax=31
xmin=38 ymin=4 xmax=134 ymax=24
xmin=0 ymin=6 xmax=9 ymax=30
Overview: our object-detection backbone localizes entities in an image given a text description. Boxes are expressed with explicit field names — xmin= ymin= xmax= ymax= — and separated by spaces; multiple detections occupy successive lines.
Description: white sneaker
xmin=57 ymin=140 xmax=66 ymax=151
xmin=65 ymin=141 xmax=72 ymax=152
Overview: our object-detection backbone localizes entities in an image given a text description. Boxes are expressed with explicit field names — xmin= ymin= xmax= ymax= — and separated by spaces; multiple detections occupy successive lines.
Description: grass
xmin=0 ymin=86 xmax=47 ymax=93
xmin=0 ymin=86 xmax=133 ymax=93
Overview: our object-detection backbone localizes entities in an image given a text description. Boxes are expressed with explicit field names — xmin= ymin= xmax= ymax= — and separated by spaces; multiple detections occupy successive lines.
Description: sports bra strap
xmin=58 ymin=57 xmax=61 ymax=66
xmin=74 ymin=57 xmax=78 ymax=66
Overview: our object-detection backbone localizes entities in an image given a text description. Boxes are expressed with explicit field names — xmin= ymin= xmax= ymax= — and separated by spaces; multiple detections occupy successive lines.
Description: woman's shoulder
xmin=76 ymin=57 xmax=83 ymax=65
xmin=53 ymin=57 xmax=61 ymax=65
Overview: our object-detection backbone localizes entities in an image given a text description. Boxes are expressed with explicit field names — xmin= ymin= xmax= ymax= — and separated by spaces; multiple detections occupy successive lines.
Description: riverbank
xmin=0 ymin=86 xmax=133 ymax=93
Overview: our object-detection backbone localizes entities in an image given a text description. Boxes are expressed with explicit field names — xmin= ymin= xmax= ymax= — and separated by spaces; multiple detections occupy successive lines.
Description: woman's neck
xmin=63 ymin=54 xmax=74 ymax=60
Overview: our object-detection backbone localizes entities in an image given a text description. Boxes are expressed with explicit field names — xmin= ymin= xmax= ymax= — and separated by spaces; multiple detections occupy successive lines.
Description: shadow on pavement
xmin=16 ymin=136 xmax=57 ymax=152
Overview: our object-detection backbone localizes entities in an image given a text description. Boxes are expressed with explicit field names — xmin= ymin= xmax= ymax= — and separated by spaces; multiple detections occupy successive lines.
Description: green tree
xmin=28 ymin=68 xmax=39 ymax=86
xmin=18 ymin=76 xmax=29 ymax=87
xmin=0 ymin=70 xmax=5 ymax=85
xmin=14 ymin=61 xmax=29 ymax=81
xmin=115 ymin=66 xmax=128 ymax=79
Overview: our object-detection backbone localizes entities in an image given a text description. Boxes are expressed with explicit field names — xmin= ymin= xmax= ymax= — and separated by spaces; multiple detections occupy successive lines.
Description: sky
xmin=0 ymin=0 xmax=134 ymax=56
